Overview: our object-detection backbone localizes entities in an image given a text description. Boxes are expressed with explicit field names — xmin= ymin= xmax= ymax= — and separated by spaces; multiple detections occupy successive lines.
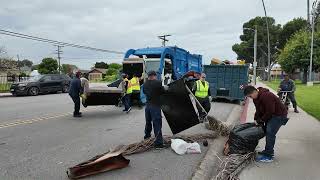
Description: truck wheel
xmin=28 ymin=87 xmax=39 ymax=96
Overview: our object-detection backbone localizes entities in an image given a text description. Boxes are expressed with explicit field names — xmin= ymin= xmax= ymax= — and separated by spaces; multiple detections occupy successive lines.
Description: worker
xmin=130 ymin=73 xmax=143 ymax=108
xmin=69 ymin=71 xmax=82 ymax=117
xmin=143 ymin=71 xmax=166 ymax=149
xmin=192 ymin=73 xmax=212 ymax=121
xmin=244 ymin=85 xmax=289 ymax=163
xmin=278 ymin=74 xmax=299 ymax=113
xmin=80 ymin=73 xmax=89 ymax=107
xmin=121 ymin=73 xmax=132 ymax=113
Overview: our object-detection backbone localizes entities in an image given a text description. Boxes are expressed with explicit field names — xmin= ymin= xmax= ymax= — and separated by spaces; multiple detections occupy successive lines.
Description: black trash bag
xmin=227 ymin=123 xmax=265 ymax=155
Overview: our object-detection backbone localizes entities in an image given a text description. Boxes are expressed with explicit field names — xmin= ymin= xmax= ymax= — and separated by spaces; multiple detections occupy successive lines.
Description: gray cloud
xmin=0 ymin=0 xmax=306 ymax=69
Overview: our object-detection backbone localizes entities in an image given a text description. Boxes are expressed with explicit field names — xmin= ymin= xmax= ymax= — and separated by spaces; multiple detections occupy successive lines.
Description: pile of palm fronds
xmin=112 ymin=133 xmax=218 ymax=156
xmin=215 ymin=152 xmax=255 ymax=180
xmin=206 ymin=116 xmax=232 ymax=136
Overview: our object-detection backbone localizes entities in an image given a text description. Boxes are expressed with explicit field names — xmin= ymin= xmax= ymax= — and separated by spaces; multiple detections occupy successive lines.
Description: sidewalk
xmin=0 ymin=92 xmax=12 ymax=97
xmin=239 ymin=82 xmax=320 ymax=180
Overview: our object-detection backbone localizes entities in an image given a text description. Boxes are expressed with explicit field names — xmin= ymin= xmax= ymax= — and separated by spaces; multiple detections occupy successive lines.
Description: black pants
xmin=132 ymin=91 xmax=143 ymax=107
xmin=70 ymin=95 xmax=80 ymax=115
xmin=279 ymin=92 xmax=297 ymax=109
xmin=122 ymin=94 xmax=131 ymax=111
xmin=196 ymin=97 xmax=211 ymax=118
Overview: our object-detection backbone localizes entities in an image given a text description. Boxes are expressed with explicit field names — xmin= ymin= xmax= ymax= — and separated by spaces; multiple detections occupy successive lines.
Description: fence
xmin=0 ymin=75 xmax=32 ymax=92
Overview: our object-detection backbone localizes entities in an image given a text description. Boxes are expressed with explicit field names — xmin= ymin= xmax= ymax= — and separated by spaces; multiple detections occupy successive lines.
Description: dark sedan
xmin=10 ymin=74 xmax=71 ymax=96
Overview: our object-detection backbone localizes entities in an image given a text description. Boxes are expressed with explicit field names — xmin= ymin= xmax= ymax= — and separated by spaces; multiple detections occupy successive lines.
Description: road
xmin=0 ymin=94 xmax=241 ymax=180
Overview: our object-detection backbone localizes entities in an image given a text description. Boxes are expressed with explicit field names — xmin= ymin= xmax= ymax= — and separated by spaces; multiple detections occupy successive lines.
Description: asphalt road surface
xmin=0 ymin=93 xmax=240 ymax=180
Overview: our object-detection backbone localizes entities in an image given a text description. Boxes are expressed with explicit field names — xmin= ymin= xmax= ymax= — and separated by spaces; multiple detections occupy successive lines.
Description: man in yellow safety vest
xmin=192 ymin=73 xmax=212 ymax=120
xmin=130 ymin=73 xmax=143 ymax=108
xmin=121 ymin=73 xmax=132 ymax=113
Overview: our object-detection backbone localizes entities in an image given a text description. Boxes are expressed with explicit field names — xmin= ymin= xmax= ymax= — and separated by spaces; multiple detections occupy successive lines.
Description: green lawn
xmin=0 ymin=83 xmax=11 ymax=93
xmin=265 ymin=80 xmax=320 ymax=121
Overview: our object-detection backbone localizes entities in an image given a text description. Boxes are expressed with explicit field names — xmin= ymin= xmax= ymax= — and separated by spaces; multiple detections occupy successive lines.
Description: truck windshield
xmin=145 ymin=60 xmax=160 ymax=73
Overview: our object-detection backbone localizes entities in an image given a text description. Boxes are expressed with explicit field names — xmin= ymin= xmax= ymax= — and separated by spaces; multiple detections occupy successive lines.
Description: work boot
xmin=126 ymin=107 xmax=132 ymax=113
xmin=294 ymin=108 xmax=299 ymax=113
xmin=73 ymin=114 xmax=82 ymax=118
xmin=154 ymin=144 xmax=165 ymax=150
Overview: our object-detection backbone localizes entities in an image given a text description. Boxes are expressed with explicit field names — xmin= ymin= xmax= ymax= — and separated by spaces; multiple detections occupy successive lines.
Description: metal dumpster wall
xmin=203 ymin=65 xmax=249 ymax=101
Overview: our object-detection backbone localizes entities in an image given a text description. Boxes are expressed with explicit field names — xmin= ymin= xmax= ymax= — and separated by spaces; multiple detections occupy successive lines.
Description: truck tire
xmin=28 ymin=87 xmax=39 ymax=96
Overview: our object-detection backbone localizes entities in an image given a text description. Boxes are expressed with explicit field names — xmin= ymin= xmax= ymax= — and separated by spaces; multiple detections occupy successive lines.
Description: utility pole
xmin=244 ymin=27 xmax=258 ymax=85
xmin=17 ymin=54 xmax=20 ymax=81
xmin=308 ymin=0 xmax=318 ymax=86
xmin=158 ymin=35 xmax=171 ymax=47
xmin=55 ymin=45 xmax=63 ymax=74
xmin=308 ymin=0 xmax=311 ymax=24
xmin=261 ymin=0 xmax=271 ymax=82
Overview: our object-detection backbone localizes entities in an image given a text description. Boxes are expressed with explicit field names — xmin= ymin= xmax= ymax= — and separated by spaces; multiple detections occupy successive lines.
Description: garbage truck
xmin=83 ymin=46 xmax=203 ymax=107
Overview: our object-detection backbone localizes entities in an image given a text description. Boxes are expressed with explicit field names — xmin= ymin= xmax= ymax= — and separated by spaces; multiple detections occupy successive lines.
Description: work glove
xmin=209 ymin=96 xmax=213 ymax=102
xmin=163 ymin=85 xmax=169 ymax=91
xmin=254 ymin=119 xmax=264 ymax=126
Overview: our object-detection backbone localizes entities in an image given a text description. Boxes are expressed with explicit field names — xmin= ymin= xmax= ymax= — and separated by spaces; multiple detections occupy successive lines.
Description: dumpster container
xmin=203 ymin=65 xmax=249 ymax=101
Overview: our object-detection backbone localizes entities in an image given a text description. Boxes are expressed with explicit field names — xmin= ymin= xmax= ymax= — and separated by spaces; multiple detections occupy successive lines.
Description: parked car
xmin=10 ymin=74 xmax=71 ymax=96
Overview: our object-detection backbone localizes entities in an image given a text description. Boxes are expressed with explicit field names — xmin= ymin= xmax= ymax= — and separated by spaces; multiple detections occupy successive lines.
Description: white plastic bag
xmin=171 ymin=139 xmax=201 ymax=155
xmin=171 ymin=139 xmax=188 ymax=155
xmin=186 ymin=142 xmax=201 ymax=154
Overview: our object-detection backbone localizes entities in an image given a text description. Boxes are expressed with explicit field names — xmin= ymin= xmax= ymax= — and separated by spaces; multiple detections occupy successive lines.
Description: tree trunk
xmin=303 ymin=69 xmax=308 ymax=84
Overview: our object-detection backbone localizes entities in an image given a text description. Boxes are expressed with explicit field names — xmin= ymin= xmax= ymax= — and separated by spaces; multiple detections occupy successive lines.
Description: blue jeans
xmin=264 ymin=116 xmax=288 ymax=156
xmin=144 ymin=105 xmax=163 ymax=145
xmin=122 ymin=94 xmax=131 ymax=110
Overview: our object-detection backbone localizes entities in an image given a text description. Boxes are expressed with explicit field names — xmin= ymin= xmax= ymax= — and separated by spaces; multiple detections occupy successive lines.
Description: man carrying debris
xmin=278 ymin=74 xmax=299 ymax=113
xmin=143 ymin=71 xmax=165 ymax=149
xmin=244 ymin=85 xmax=289 ymax=163
xmin=121 ymin=73 xmax=132 ymax=113
xmin=69 ymin=71 xmax=82 ymax=117
xmin=192 ymin=73 xmax=212 ymax=121
xmin=130 ymin=73 xmax=143 ymax=108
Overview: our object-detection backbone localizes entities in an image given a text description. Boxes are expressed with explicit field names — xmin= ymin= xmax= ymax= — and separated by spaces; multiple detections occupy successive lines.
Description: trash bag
xmin=226 ymin=123 xmax=265 ymax=155
xmin=171 ymin=139 xmax=202 ymax=155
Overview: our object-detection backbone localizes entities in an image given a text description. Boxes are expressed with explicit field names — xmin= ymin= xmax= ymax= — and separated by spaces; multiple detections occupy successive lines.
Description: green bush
xmin=103 ymin=75 xmax=117 ymax=82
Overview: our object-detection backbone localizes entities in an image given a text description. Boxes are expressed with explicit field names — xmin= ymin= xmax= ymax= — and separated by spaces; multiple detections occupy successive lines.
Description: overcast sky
xmin=0 ymin=0 xmax=307 ymax=69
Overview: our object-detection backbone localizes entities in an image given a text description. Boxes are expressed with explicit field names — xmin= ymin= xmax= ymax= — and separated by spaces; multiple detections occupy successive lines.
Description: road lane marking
xmin=0 ymin=106 xmax=107 ymax=129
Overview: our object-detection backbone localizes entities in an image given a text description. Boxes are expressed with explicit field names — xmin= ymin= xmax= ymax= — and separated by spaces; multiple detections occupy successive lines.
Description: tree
xmin=278 ymin=30 xmax=320 ymax=83
xmin=232 ymin=16 xmax=282 ymax=65
xmin=278 ymin=18 xmax=308 ymax=49
xmin=94 ymin=62 xmax=108 ymax=69
xmin=31 ymin=64 xmax=39 ymax=71
xmin=38 ymin=58 xmax=58 ymax=74
xmin=108 ymin=63 xmax=122 ymax=69
xmin=18 ymin=59 xmax=33 ymax=68
xmin=106 ymin=68 xmax=118 ymax=76
xmin=61 ymin=64 xmax=78 ymax=74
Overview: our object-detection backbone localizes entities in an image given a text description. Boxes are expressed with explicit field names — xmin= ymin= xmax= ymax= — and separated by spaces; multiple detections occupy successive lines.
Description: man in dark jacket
xmin=244 ymin=86 xmax=289 ymax=163
xmin=278 ymin=74 xmax=299 ymax=113
xmin=69 ymin=71 xmax=82 ymax=117
xmin=143 ymin=71 xmax=166 ymax=149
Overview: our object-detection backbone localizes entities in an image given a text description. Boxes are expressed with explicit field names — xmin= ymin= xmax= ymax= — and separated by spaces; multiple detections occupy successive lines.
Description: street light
xmin=261 ymin=0 xmax=271 ymax=82
xmin=244 ymin=27 xmax=258 ymax=85
xmin=308 ymin=0 xmax=318 ymax=86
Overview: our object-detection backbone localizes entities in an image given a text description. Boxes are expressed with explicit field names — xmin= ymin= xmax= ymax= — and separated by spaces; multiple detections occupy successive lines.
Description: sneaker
xmin=256 ymin=154 xmax=274 ymax=163
xmin=122 ymin=109 xmax=127 ymax=112
xmin=126 ymin=107 xmax=132 ymax=113
xmin=258 ymin=151 xmax=274 ymax=158
xmin=294 ymin=109 xmax=299 ymax=113
xmin=154 ymin=144 xmax=165 ymax=150
xmin=73 ymin=114 xmax=82 ymax=118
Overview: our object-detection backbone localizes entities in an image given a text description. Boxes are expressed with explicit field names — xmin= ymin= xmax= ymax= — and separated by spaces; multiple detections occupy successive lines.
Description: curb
xmin=191 ymin=105 xmax=242 ymax=180
xmin=0 ymin=94 xmax=12 ymax=98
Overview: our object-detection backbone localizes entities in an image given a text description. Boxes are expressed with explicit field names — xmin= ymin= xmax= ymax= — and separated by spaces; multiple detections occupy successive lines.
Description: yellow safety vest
xmin=125 ymin=78 xmax=132 ymax=94
xmin=195 ymin=80 xmax=209 ymax=98
xmin=130 ymin=77 xmax=140 ymax=91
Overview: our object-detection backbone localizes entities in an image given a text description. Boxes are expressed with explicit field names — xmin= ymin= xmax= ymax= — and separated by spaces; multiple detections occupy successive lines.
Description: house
xmin=87 ymin=68 xmax=107 ymax=81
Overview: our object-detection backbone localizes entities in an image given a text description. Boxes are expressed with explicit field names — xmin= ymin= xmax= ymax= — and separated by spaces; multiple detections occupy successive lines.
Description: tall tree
xmin=38 ymin=58 xmax=58 ymax=74
xmin=232 ymin=16 xmax=282 ymax=65
xmin=278 ymin=30 xmax=320 ymax=83
xmin=278 ymin=18 xmax=308 ymax=49
xmin=18 ymin=59 xmax=33 ymax=68
xmin=61 ymin=64 xmax=78 ymax=74
xmin=94 ymin=62 xmax=108 ymax=69
xmin=108 ymin=63 xmax=122 ymax=69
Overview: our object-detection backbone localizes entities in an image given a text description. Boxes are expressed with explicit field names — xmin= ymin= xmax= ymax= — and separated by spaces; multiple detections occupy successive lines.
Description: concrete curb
xmin=191 ymin=105 xmax=242 ymax=180
xmin=0 ymin=93 xmax=12 ymax=98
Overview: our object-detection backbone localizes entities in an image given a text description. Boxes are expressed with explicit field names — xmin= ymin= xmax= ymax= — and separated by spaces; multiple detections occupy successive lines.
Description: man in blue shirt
xmin=69 ymin=71 xmax=82 ymax=117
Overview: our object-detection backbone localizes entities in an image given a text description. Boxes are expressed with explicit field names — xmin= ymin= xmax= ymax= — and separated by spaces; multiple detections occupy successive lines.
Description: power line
xmin=158 ymin=34 xmax=171 ymax=46
xmin=0 ymin=29 xmax=124 ymax=54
